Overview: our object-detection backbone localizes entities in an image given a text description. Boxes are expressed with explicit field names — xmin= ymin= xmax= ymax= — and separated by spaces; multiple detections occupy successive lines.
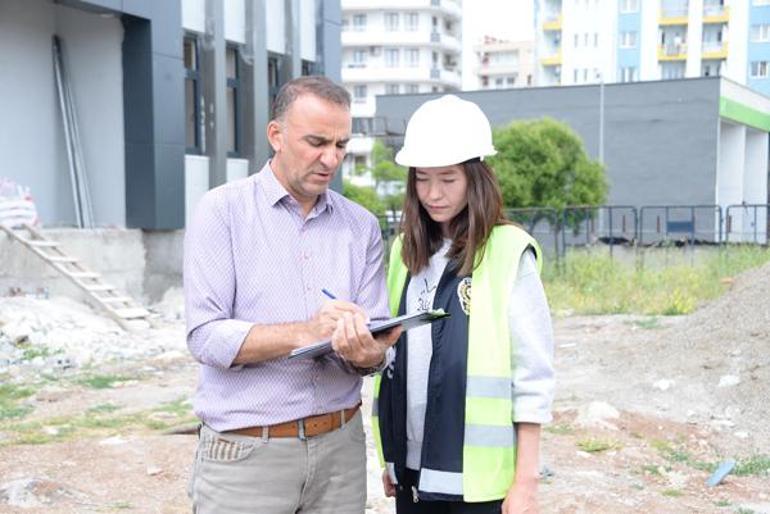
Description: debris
xmin=653 ymin=379 xmax=674 ymax=391
xmin=706 ymin=459 xmax=735 ymax=487
xmin=718 ymin=375 xmax=740 ymax=388
xmin=574 ymin=401 xmax=620 ymax=430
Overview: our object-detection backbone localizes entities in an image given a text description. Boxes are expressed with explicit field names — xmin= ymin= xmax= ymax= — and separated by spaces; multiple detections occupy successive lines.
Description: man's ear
xmin=267 ymin=120 xmax=282 ymax=153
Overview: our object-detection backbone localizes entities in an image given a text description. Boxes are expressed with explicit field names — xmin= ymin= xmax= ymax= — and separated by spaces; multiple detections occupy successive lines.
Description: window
xmin=574 ymin=34 xmax=579 ymax=47
xmin=620 ymin=66 xmax=637 ymax=82
xmin=184 ymin=35 xmax=202 ymax=154
xmin=751 ymin=24 xmax=770 ymax=42
xmin=405 ymin=13 xmax=419 ymax=31
xmin=751 ymin=61 xmax=769 ymax=78
xmin=353 ymin=14 xmax=366 ymax=31
xmin=353 ymin=85 xmax=367 ymax=101
xmin=268 ymin=55 xmax=280 ymax=110
xmin=583 ymin=68 xmax=589 ymax=81
xmin=406 ymin=48 xmax=419 ymax=67
xmin=385 ymin=84 xmax=400 ymax=94
xmin=406 ymin=84 xmax=420 ymax=94
xmin=351 ymin=49 xmax=367 ymax=67
xmin=620 ymin=0 xmax=639 ymax=12
xmin=385 ymin=48 xmax=399 ymax=67
xmin=495 ymin=77 xmax=504 ymax=87
xmin=226 ymin=45 xmax=241 ymax=156
xmin=507 ymin=76 xmax=516 ymax=85
xmin=352 ymin=117 xmax=372 ymax=134
xmin=385 ymin=12 xmax=399 ymax=31
xmin=584 ymin=33 xmax=589 ymax=46
xmin=620 ymin=31 xmax=638 ymax=48
xmin=594 ymin=33 xmax=599 ymax=47
xmin=702 ymin=61 xmax=721 ymax=76
xmin=527 ymin=74 xmax=533 ymax=85
xmin=574 ymin=69 xmax=579 ymax=82
xmin=301 ymin=60 xmax=314 ymax=76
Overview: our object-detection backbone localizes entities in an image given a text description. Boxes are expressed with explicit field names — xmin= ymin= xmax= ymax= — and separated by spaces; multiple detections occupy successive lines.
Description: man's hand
xmin=382 ymin=469 xmax=396 ymax=497
xmin=310 ymin=300 xmax=367 ymax=342
xmin=501 ymin=478 xmax=539 ymax=514
xmin=331 ymin=312 xmax=402 ymax=368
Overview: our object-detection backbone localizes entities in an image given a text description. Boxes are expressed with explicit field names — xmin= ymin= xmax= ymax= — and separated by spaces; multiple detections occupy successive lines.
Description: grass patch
xmin=661 ymin=488 xmax=683 ymax=497
xmin=0 ymin=384 xmax=36 ymax=421
xmin=76 ymin=374 xmax=134 ymax=390
xmin=734 ymin=455 xmax=770 ymax=477
xmin=650 ymin=439 xmax=717 ymax=473
xmin=0 ymin=397 xmax=196 ymax=446
xmin=714 ymin=499 xmax=731 ymax=507
xmin=576 ymin=438 xmax=621 ymax=453
xmin=544 ymin=423 xmax=574 ymax=435
xmin=542 ymin=246 xmax=770 ymax=315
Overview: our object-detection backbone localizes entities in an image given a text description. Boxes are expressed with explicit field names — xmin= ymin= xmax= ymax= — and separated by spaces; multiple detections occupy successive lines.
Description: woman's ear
xmin=267 ymin=120 xmax=282 ymax=153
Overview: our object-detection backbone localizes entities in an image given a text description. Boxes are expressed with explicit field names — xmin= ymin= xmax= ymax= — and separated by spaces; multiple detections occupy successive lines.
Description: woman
xmin=373 ymin=95 xmax=555 ymax=514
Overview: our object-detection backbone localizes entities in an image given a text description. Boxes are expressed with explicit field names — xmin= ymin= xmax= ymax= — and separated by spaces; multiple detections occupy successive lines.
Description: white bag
xmin=0 ymin=178 xmax=39 ymax=228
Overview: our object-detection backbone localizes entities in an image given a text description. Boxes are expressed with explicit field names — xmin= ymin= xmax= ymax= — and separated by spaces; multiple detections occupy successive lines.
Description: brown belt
xmin=228 ymin=403 xmax=361 ymax=439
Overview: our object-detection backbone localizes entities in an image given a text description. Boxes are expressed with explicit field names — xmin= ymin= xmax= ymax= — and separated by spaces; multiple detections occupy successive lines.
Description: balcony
xmin=702 ymin=41 xmax=728 ymax=60
xmin=658 ymin=43 xmax=687 ymax=61
xmin=659 ymin=7 xmax=688 ymax=26
xmin=703 ymin=5 xmax=729 ymax=24
xmin=342 ymin=30 xmax=461 ymax=54
xmin=540 ymin=51 xmax=562 ymax=66
xmin=341 ymin=66 xmax=461 ymax=87
xmin=543 ymin=14 xmax=562 ymax=31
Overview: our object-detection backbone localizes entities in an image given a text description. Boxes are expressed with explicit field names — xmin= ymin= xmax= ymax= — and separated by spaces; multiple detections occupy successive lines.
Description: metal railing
xmin=377 ymin=204 xmax=769 ymax=264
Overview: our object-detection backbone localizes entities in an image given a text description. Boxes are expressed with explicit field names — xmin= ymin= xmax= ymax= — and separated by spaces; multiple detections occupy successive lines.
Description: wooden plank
xmin=84 ymin=284 xmax=115 ymax=292
xmin=48 ymin=256 xmax=78 ymax=263
xmin=112 ymin=307 xmax=151 ymax=319
xmin=98 ymin=296 xmax=132 ymax=303
xmin=68 ymin=272 xmax=101 ymax=279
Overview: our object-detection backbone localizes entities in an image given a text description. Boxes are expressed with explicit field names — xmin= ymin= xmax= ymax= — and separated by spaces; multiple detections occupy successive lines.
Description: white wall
xmin=717 ymin=121 xmax=746 ymax=239
xmin=266 ymin=0 xmax=286 ymax=54
xmin=301 ymin=0 xmax=316 ymax=61
xmin=185 ymin=155 xmax=210 ymax=227
xmin=182 ymin=0 xmax=205 ymax=33
xmin=742 ymin=129 xmax=768 ymax=243
xmin=224 ymin=0 xmax=246 ymax=44
xmin=0 ymin=0 xmax=124 ymax=227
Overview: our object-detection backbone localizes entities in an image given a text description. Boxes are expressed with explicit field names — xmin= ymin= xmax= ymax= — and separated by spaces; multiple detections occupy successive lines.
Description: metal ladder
xmin=0 ymin=223 xmax=150 ymax=329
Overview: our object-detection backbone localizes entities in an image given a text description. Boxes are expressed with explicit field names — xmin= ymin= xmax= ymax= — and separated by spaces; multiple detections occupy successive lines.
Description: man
xmin=184 ymin=76 xmax=399 ymax=513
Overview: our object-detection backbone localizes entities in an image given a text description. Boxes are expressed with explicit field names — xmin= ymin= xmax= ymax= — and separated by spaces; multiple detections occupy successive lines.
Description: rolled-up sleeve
xmin=509 ymin=250 xmax=555 ymax=424
xmin=184 ymin=190 xmax=253 ymax=369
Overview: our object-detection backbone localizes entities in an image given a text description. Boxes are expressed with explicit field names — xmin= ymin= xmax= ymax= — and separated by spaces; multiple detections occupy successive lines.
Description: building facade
xmin=0 ymin=0 xmax=341 ymax=230
xmin=473 ymin=36 xmax=535 ymax=90
xmin=532 ymin=0 xmax=770 ymax=95
xmin=375 ymin=77 xmax=770 ymax=243
xmin=339 ymin=0 xmax=462 ymax=182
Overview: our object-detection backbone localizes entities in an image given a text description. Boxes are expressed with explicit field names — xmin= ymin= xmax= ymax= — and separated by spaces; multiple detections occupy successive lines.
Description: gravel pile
xmin=598 ymin=260 xmax=770 ymax=454
xmin=0 ymin=295 xmax=186 ymax=377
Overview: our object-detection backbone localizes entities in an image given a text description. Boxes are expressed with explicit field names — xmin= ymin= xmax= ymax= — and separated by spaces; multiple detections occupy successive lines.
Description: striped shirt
xmin=184 ymin=161 xmax=389 ymax=430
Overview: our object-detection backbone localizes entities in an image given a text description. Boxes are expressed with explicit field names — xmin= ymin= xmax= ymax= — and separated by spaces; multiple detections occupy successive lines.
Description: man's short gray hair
xmin=271 ymin=76 xmax=351 ymax=122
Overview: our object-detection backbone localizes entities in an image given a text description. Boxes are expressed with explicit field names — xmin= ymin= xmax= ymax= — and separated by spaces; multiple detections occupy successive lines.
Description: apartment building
xmin=0 ymin=0 xmax=340 ymax=230
xmin=473 ymin=36 xmax=535 ymax=90
xmin=340 ymin=0 xmax=462 ymax=180
xmin=532 ymin=0 xmax=770 ymax=95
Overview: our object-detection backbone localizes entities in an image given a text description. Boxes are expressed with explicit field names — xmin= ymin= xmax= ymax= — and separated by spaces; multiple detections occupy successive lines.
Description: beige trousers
xmin=189 ymin=411 xmax=367 ymax=514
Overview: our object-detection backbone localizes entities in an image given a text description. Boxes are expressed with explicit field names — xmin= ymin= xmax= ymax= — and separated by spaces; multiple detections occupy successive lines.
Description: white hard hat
xmin=395 ymin=95 xmax=497 ymax=168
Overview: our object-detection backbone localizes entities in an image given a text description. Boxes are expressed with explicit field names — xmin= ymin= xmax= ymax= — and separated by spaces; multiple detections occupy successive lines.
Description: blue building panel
xmin=748 ymin=5 xmax=770 ymax=96
xmin=617 ymin=11 xmax=641 ymax=77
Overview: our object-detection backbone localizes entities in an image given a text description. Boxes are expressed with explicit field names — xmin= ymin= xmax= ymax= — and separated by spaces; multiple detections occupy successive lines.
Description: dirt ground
xmin=1 ymin=295 xmax=769 ymax=512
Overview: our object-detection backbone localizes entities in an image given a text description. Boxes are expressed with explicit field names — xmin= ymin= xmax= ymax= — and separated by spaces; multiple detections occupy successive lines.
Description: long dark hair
xmin=400 ymin=160 xmax=509 ymax=276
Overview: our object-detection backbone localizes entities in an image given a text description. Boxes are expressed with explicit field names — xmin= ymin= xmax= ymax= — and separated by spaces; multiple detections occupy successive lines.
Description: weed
xmin=734 ymin=455 xmax=770 ymax=477
xmin=661 ymin=488 xmax=683 ymax=497
xmin=576 ymin=438 xmax=621 ymax=453
xmin=76 ymin=374 xmax=133 ymax=389
xmin=714 ymin=499 xmax=731 ymax=507
xmin=0 ymin=384 xmax=36 ymax=420
xmin=87 ymin=403 xmax=122 ymax=414
xmin=544 ymin=423 xmax=574 ymax=435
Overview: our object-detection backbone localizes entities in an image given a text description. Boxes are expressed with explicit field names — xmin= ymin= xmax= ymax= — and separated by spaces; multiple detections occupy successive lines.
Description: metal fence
xmin=377 ymin=203 xmax=770 ymax=263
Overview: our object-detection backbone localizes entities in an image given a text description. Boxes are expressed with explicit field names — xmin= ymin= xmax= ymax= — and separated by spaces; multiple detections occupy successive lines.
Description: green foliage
xmin=489 ymin=118 xmax=608 ymax=211
xmin=342 ymin=180 xmax=386 ymax=218
xmin=76 ymin=374 xmax=134 ymax=390
xmin=543 ymin=246 xmax=770 ymax=315
xmin=734 ymin=455 xmax=770 ymax=476
xmin=0 ymin=384 xmax=35 ymax=420
xmin=349 ymin=140 xmax=406 ymax=214
xmin=576 ymin=438 xmax=621 ymax=453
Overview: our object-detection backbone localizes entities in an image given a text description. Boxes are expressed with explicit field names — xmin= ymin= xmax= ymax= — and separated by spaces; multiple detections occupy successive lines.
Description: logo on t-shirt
xmin=457 ymin=277 xmax=472 ymax=315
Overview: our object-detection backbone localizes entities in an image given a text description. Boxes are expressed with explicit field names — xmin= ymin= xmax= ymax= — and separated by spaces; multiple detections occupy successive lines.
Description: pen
xmin=321 ymin=288 xmax=337 ymax=300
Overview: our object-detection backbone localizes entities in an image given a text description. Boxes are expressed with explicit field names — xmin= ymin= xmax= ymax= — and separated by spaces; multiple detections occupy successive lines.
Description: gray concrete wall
xmin=0 ymin=228 xmax=185 ymax=306
xmin=0 ymin=0 xmax=125 ymax=226
xmin=375 ymin=77 xmax=723 ymax=208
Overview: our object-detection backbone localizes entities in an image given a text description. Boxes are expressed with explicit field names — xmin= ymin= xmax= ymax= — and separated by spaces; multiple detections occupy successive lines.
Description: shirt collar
xmin=258 ymin=161 xmax=334 ymax=215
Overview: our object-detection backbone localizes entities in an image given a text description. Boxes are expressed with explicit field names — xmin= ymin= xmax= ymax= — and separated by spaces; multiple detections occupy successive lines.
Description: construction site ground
xmin=1 ymin=262 xmax=769 ymax=513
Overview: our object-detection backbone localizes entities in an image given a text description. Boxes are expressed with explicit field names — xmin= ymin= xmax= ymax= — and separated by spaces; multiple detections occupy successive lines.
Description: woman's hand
xmin=382 ymin=469 xmax=397 ymax=497
xmin=501 ymin=478 xmax=538 ymax=514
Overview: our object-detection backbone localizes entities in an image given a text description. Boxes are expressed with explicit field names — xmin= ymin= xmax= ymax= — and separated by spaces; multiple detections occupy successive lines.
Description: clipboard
xmin=288 ymin=309 xmax=450 ymax=360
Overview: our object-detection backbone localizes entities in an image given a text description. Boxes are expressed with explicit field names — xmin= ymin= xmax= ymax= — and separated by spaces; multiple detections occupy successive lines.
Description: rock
xmin=718 ymin=375 xmax=740 ymax=387
xmin=99 ymin=436 xmax=128 ymax=446
xmin=0 ymin=478 xmax=43 ymax=508
xmin=653 ymin=379 xmax=674 ymax=391
xmin=146 ymin=466 xmax=162 ymax=476
xmin=574 ymin=401 xmax=620 ymax=430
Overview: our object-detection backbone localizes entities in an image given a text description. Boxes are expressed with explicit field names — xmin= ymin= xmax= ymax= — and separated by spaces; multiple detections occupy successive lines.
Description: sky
xmin=461 ymin=0 xmax=534 ymax=90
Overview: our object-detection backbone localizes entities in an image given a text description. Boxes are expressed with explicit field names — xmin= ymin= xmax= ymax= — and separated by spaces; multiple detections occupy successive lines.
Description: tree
xmin=353 ymin=140 xmax=407 ymax=214
xmin=488 ymin=117 xmax=608 ymax=210
xmin=342 ymin=180 xmax=386 ymax=219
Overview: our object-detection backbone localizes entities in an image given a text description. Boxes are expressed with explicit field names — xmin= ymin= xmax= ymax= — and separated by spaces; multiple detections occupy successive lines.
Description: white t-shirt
xmin=403 ymin=240 xmax=555 ymax=470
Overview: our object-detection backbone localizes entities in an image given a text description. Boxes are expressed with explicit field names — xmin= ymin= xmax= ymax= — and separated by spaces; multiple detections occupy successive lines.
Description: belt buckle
xmin=297 ymin=418 xmax=306 ymax=440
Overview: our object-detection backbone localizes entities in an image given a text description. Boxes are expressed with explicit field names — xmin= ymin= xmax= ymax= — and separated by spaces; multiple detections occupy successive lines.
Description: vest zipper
xmin=411 ymin=485 xmax=420 ymax=503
